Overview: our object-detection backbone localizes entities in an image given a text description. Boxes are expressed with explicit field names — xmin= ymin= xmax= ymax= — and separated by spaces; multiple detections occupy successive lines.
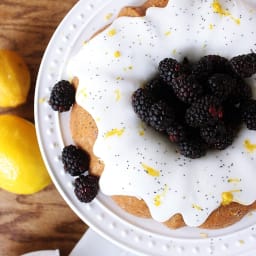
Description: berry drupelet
xmin=171 ymin=74 xmax=203 ymax=104
xmin=185 ymin=96 xmax=223 ymax=128
xmin=241 ymin=99 xmax=256 ymax=130
xmin=207 ymin=73 xmax=236 ymax=102
xmin=148 ymin=100 xmax=175 ymax=132
xmin=131 ymin=88 xmax=155 ymax=124
xmin=212 ymin=133 xmax=234 ymax=150
xmin=74 ymin=174 xmax=99 ymax=203
xmin=192 ymin=55 xmax=229 ymax=82
xmin=144 ymin=76 xmax=174 ymax=101
xmin=222 ymin=103 xmax=243 ymax=128
xmin=178 ymin=138 xmax=206 ymax=159
xmin=167 ymin=122 xmax=188 ymax=143
xmin=49 ymin=80 xmax=75 ymax=112
xmin=226 ymin=79 xmax=252 ymax=105
xmin=62 ymin=145 xmax=90 ymax=176
xmin=144 ymin=76 xmax=165 ymax=95
xmin=200 ymin=122 xmax=234 ymax=150
xmin=158 ymin=58 xmax=186 ymax=84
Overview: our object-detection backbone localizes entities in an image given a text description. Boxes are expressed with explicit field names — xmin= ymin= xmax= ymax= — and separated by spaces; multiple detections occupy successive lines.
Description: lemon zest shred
xmin=104 ymin=128 xmax=125 ymax=138
xmin=153 ymin=184 xmax=168 ymax=207
xmin=39 ymin=97 xmax=46 ymax=103
xmin=228 ymin=178 xmax=241 ymax=183
xmin=78 ymin=87 xmax=87 ymax=98
xmin=139 ymin=129 xmax=145 ymax=136
xmin=192 ymin=204 xmax=203 ymax=211
xmin=154 ymin=195 xmax=161 ymax=206
xmin=221 ymin=190 xmax=241 ymax=206
xmin=244 ymin=139 xmax=256 ymax=153
xmin=211 ymin=0 xmax=240 ymax=24
xmin=108 ymin=29 xmax=117 ymax=37
xmin=164 ymin=30 xmax=171 ymax=36
xmin=209 ymin=23 xmax=214 ymax=30
xmin=105 ymin=13 xmax=113 ymax=21
xmin=114 ymin=89 xmax=121 ymax=101
xmin=141 ymin=163 xmax=160 ymax=177
xmin=114 ymin=51 xmax=121 ymax=58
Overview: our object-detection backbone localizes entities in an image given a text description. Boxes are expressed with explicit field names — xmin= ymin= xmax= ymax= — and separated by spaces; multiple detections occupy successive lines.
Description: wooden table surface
xmin=0 ymin=1 xmax=87 ymax=255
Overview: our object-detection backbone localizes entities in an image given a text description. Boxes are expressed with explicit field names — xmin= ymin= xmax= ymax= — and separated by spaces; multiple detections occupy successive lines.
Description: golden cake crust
xmin=69 ymin=0 xmax=256 ymax=229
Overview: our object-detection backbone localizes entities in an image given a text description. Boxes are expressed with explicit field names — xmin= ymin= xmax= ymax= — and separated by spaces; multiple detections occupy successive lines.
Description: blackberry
xmin=171 ymin=74 xmax=203 ymax=104
xmin=229 ymin=52 xmax=256 ymax=78
xmin=74 ymin=174 xmax=99 ymax=203
xmin=178 ymin=138 xmax=206 ymax=159
xmin=207 ymin=73 xmax=236 ymax=102
xmin=167 ymin=122 xmax=188 ymax=143
xmin=223 ymin=103 xmax=242 ymax=127
xmin=62 ymin=145 xmax=90 ymax=176
xmin=158 ymin=58 xmax=186 ymax=84
xmin=200 ymin=122 xmax=235 ymax=150
xmin=144 ymin=76 xmax=174 ymax=101
xmin=185 ymin=96 xmax=223 ymax=128
xmin=49 ymin=80 xmax=75 ymax=112
xmin=131 ymin=88 xmax=155 ymax=124
xmin=148 ymin=100 xmax=175 ymax=132
xmin=212 ymin=134 xmax=235 ymax=150
xmin=144 ymin=76 xmax=164 ymax=92
xmin=241 ymin=99 xmax=256 ymax=130
xmin=169 ymin=99 xmax=187 ymax=122
xmin=227 ymin=79 xmax=252 ymax=104
xmin=192 ymin=55 xmax=229 ymax=82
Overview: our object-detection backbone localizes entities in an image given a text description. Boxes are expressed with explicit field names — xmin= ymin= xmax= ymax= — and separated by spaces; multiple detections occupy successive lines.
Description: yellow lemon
xmin=0 ymin=49 xmax=31 ymax=107
xmin=0 ymin=114 xmax=51 ymax=194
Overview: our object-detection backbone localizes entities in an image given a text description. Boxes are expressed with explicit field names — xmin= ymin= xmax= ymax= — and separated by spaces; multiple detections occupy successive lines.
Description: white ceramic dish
xmin=35 ymin=0 xmax=256 ymax=255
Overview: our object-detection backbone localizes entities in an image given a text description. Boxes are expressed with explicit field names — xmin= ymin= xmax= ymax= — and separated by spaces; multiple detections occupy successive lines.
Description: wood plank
xmin=0 ymin=1 xmax=87 ymax=255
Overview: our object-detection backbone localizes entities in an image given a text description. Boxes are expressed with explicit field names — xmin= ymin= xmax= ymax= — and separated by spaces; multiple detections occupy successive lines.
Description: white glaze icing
xmin=67 ymin=0 xmax=256 ymax=226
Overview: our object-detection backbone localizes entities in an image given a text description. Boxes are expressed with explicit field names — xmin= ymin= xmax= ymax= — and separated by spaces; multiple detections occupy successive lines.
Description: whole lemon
xmin=0 ymin=115 xmax=51 ymax=194
xmin=0 ymin=49 xmax=31 ymax=107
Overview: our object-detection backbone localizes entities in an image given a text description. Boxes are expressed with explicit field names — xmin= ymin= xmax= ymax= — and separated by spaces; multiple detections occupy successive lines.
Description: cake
xmin=66 ymin=0 xmax=256 ymax=228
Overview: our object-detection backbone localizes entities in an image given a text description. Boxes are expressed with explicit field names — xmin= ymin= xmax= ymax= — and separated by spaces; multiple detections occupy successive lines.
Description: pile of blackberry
xmin=48 ymin=81 xmax=99 ymax=203
xmin=132 ymin=53 xmax=256 ymax=159
xmin=61 ymin=145 xmax=99 ymax=203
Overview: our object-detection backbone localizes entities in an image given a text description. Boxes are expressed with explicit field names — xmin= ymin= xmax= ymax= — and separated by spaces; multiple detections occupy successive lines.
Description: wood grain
xmin=0 ymin=1 xmax=87 ymax=255
xmin=0 ymin=0 xmax=77 ymax=121
xmin=0 ymin=186 xmax=86 ymax=256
